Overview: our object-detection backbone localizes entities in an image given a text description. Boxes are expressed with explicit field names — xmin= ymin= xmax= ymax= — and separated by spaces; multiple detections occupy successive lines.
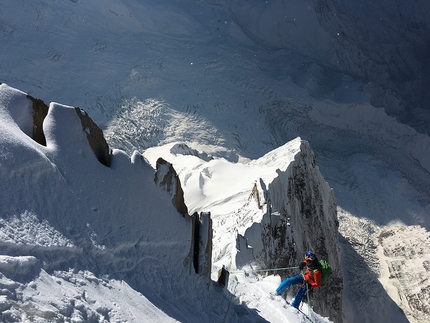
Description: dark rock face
xmin=187 ymin=212 xmax=213 ymax=280
xmin=24 ymin=94 xmax=111 ymax=168
xmin=154 ymin=157 xmax=188 ymax=216
xmin=74 ymin=107 xmax=111 ymax=167
xmin=217 ymin=265 xmax=229 ymax=287
xmin=27 ymin=95 xmax=49 ymax=146
xmin=154 ymin=159 xmax=213 ymax=283
xmin=277 ymin=143 xmax=342 ymax=322
xmin=244 ymin=141 xmax=343 ymax=322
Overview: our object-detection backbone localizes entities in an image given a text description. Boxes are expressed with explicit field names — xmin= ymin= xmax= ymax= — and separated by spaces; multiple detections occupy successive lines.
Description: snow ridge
xmin=1 ymin=84 xmax=336 ymax=322
xmin=145 ymin=138 xmax=343 ymax=322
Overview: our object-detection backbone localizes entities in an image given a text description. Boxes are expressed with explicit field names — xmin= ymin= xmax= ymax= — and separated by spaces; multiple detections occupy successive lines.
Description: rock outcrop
xmin=1 ymin=83 xmax=218 ymax=321
xmin=24 ymin=93 xmax=111 ymax=167
xmin=154 ymin=157 xmax=189 ymax=216
xmin=243 ymin=141 xmax=343 ymax=322
xmin=74 ymin=107 xmax=111 ymax=167
xmin=187 ymin=212 xmax=213 ymax=281
xmin=27 ymin=95 xmax=48 ymax=146
xmin=154 ymin=156 xmax=214 ymax=282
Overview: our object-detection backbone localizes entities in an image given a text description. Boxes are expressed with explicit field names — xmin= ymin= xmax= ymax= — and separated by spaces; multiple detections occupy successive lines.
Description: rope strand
xmin=306 ymin=284 xmax=314 ymax=323
xmin=230 ymin=266 xmax=299 ymax=274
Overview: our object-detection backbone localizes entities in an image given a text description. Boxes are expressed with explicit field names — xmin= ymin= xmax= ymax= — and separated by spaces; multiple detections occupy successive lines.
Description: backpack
xmin=319 ymin=259 xmax=332 ymax=286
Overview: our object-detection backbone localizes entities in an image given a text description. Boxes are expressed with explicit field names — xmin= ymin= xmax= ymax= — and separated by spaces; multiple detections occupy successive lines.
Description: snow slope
xmin=144 ymin=137 xmax=342 ymax=321
xmin=0 ymin=83 xmax=335 ymax=322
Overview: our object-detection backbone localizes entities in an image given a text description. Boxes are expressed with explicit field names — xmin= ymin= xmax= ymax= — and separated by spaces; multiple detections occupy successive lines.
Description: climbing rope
xmin=229 ymin=266 xmax=299 ymax=275
xmin=306 ymin=284 xmax=314 ymax=323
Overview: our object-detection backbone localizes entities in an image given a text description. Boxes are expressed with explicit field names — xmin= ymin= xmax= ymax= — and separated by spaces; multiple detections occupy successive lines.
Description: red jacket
xmin=304 ymin=268 xmax=322 ymax=288
xmin=302 ymin=259 xmax=322 ymax=288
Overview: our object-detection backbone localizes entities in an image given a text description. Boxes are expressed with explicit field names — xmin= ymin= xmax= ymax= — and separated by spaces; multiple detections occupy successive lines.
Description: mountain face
xmin=1 ymin=1 xmax=430 ymax=322
xmin=1 ymin=83 xmax=343 ymax=322
xmin=0 ymin=84 xmax=218 ymax=322
xmin=242 ymin=141 xmax=342 ymax=322
xmin=145 ymin=138 xmax=343 ymax=322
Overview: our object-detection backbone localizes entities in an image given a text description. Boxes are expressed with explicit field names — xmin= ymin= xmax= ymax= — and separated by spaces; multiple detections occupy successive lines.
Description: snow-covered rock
xmin=1 ymin=1 xmax=429 ymax=321
xmin=0 ymin=84 xmax=219 ymax=322
xmin=155 ymin=157 xmax=188 ymax=216
xmin=74 ymin=107 xmax=111 ymax=167
xmin=1 ymin=83 xmax=338 ymax=322
xmin=243 ymin=141 xmax=342 ymax=322
xmin=0 ymin=256 xmax=41 ymax=283
xmin=145 ymin=139 xmax=343 ymax=322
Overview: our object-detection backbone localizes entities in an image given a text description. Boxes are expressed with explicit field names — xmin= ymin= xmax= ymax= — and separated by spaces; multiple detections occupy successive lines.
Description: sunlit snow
xmin=1 ymin=0 xmax=430 ymax=322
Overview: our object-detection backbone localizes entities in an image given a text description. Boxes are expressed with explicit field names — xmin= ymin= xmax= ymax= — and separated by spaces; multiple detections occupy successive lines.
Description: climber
xmin=275 ymin=251 xmax=322 ymax=308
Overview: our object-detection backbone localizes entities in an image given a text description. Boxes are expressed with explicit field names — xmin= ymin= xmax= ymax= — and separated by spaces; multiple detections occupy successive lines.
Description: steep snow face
xmin=249 ymin=141 xmax=342 ymax=322
xmin=144 ymin=139 xmax=343 ymax=322
xmin=143 ymin=140 xmax=303 ymax=273
xmin=0 ymin=84 xmax=220 ymax=322
xmin=1 ymin=84 xmax=336 ymax=323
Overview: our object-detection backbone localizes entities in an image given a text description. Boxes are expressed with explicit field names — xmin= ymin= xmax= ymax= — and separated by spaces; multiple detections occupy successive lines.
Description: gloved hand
xmin=298 ymin=262 xmax=306 ymax=270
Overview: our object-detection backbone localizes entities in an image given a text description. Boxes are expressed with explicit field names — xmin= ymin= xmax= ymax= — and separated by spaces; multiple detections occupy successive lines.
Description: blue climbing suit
xmin=276 ymin=275 xmax=308 ymax=308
